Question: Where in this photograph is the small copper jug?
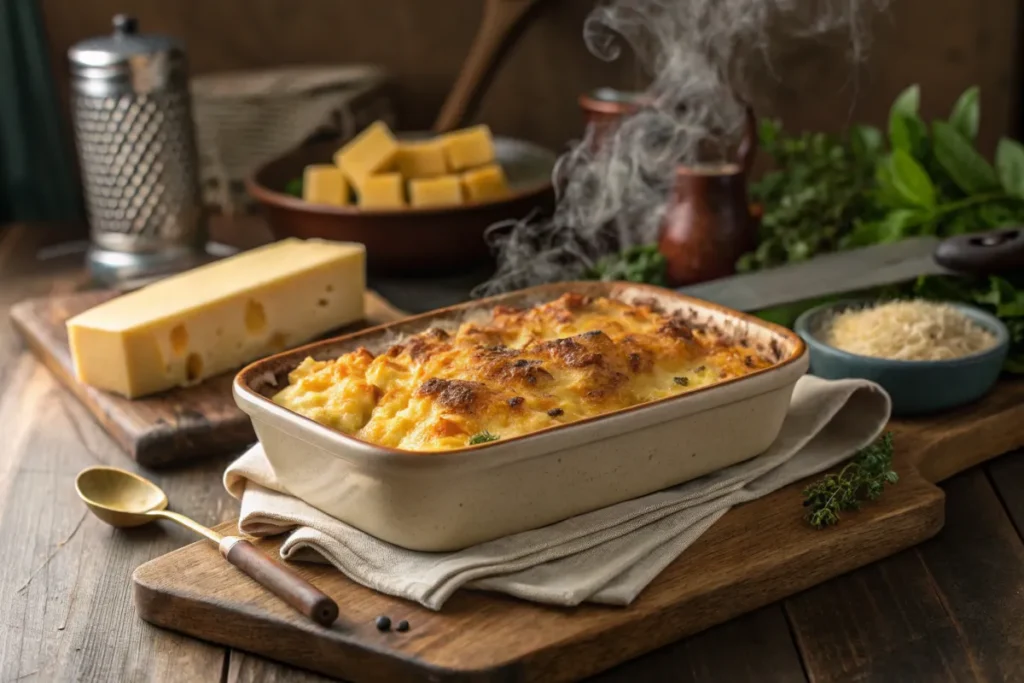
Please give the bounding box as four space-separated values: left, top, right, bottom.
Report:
578 88 646 151
658 106 759 287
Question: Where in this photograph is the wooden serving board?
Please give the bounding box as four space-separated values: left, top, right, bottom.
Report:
132 379 1024 682
10 290 407 468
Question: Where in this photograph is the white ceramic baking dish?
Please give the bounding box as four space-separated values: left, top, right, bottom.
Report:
233 282 808 551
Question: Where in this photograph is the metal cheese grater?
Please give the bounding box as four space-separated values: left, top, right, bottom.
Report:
68 14 208 284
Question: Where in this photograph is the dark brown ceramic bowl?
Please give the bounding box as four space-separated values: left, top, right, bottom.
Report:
246 136 557 275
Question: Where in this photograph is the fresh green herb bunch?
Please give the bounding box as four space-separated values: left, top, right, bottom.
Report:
803 432 898 529
741 119 883 271
746 85 1024 262
840 85 1024 247
583 244 668 286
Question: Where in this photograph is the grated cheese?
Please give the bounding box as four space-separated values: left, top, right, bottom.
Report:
819 299 997 362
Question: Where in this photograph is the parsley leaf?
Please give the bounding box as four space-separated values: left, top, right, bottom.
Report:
469 431 500 445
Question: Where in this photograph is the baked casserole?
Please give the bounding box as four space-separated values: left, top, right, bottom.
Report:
272 293 774 452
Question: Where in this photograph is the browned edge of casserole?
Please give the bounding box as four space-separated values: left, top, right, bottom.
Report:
234 281 808 456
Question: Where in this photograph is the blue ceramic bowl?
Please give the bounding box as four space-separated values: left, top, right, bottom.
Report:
794 300 1009 417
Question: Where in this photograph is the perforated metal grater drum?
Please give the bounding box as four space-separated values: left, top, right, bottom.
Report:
69 14 208 284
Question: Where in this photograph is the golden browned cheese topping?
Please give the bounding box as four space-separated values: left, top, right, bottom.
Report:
272 294 774 452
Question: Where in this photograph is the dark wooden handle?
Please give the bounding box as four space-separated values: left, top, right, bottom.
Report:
433 0 540 132
933 226 1024 274
221 537 338 627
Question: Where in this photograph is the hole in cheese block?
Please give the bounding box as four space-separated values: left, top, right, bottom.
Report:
169 324 189 356
460 164 509 202
442 124 496 172
334 121 399 190
269 332 289 350
396 140 448 179
359 173 405 209
245 300 267 334
186 353 204 382
409 175 463 208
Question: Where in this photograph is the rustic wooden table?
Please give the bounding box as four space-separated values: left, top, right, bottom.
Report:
2 222 1024 683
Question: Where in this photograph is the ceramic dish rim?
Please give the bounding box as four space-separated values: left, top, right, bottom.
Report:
234 281 808 461
794 298 1010 368
245 134 556 218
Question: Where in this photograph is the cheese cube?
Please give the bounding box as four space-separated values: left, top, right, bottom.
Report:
359 173 405 209
334 120 399 189
67 238 366 399
442 125 496 171
302 165 349 206
409 176 463 208
396 140 448 179
461 164 509 202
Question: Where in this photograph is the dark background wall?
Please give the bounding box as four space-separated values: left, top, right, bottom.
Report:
40 0 1022 158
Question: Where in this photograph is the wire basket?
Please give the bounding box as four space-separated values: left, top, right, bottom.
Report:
191 64 395 215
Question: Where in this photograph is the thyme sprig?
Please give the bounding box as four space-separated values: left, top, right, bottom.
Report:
802 432 898 529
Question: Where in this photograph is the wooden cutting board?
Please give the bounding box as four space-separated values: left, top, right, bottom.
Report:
10 290 407 467
132 379 1024 682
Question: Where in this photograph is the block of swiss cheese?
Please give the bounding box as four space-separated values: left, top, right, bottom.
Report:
66 238 366 399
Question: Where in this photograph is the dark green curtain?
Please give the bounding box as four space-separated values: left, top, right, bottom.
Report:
0 0 83 224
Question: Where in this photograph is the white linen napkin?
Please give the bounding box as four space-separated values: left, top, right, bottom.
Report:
224 375 890 610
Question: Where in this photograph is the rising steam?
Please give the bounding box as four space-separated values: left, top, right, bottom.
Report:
472 0 888 297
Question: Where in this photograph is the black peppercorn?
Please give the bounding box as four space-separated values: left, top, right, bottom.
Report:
673 376 688 386
547 408 564 417
396 620 410 632
375 615 392 631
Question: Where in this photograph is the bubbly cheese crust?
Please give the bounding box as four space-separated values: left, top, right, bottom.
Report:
272 293 773 452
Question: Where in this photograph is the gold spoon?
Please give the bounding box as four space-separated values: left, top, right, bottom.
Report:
75 465 338 627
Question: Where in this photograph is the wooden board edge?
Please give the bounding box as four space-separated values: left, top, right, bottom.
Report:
133 421 255 468
128 485 945 683
131 563 523 683
365 289 411 323
910 399 1024 484
10 301 141 458
11 302 247 467
516 486 947 681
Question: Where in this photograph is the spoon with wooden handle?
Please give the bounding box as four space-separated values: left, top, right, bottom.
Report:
75 466 338 627
433 0 543 132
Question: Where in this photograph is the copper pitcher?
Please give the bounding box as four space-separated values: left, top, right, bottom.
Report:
658 106 759 287
578 88 646 151
579 92 760 286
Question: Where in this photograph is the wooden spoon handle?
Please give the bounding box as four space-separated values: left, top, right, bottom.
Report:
433 0 540 132
220 536 339 627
